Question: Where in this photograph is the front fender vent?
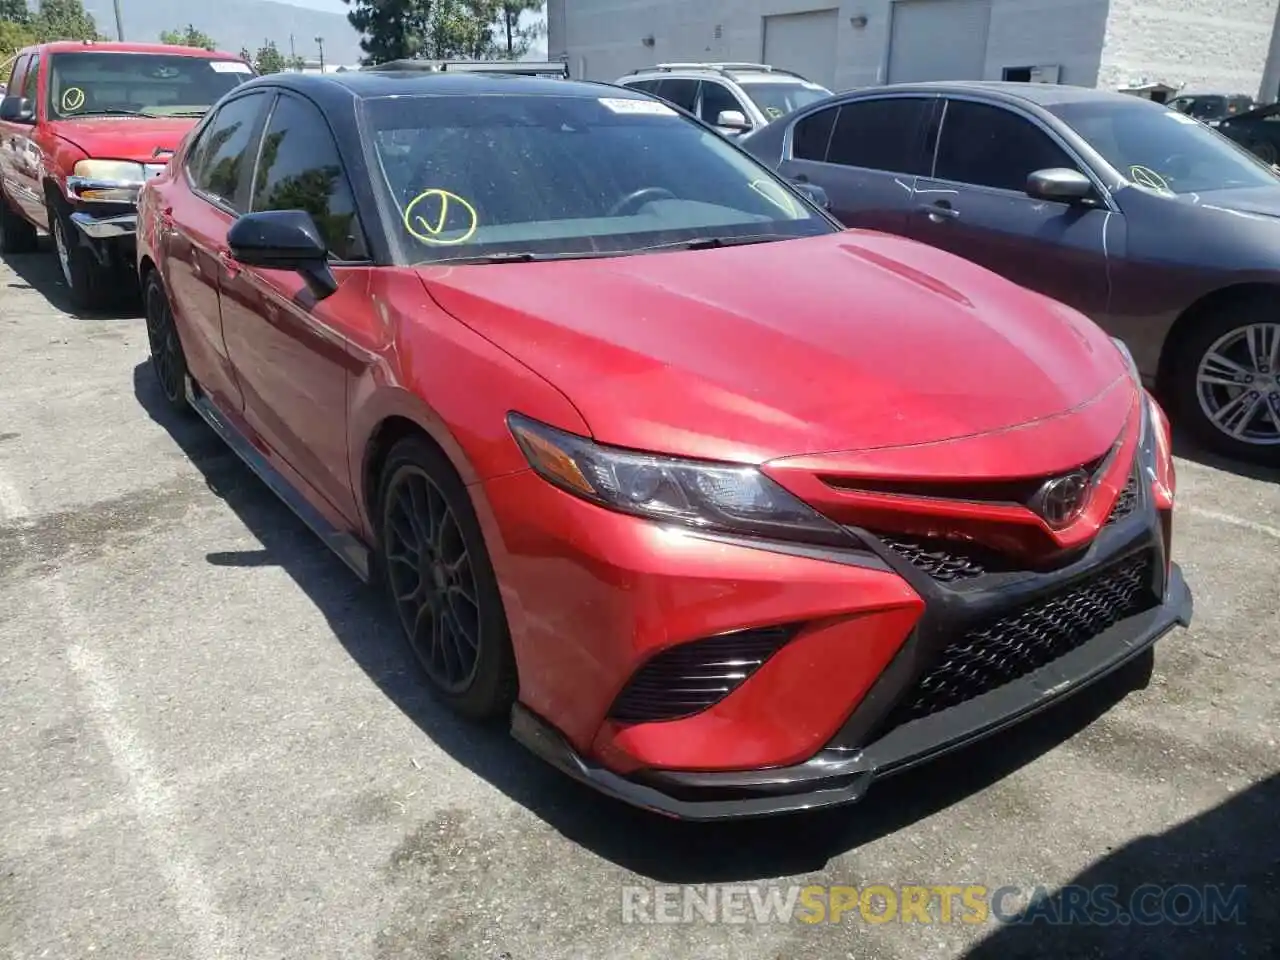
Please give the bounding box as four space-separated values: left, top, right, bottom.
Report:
607 626 798 725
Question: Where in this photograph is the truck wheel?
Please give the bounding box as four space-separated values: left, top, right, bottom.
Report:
0 192 38 254
46 198 110 311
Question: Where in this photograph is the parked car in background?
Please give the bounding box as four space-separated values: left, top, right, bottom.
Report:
1217 101 1280 164
1166 92 1255 127
361 59 571 78
138 71 1188 820
0 41 254 308
741 81 1280 465
615 62 830 137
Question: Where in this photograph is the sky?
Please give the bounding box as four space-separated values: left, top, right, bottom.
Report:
285 0 548 56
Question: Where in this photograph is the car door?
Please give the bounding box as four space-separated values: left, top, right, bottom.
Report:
6 54 47 225
218 90 371 525
908 97 1113 320
697 78 751 135
778 95 935 235
0 55 31 210
164 89 273 416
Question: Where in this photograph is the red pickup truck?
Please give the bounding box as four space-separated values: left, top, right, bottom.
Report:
0 41 254 309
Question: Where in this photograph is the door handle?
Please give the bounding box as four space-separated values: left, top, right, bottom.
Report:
918 200 960 222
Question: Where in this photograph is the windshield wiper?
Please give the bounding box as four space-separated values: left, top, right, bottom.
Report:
678 233 797 250
69 108 147 117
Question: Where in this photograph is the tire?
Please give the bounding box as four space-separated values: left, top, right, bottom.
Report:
377 435 517 721
0 191 38 254
143 269 192 415
46 196 111 311
1249 140 1278 166
1169 293 1280 466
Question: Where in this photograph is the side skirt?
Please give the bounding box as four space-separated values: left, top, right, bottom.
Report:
184 375 373 583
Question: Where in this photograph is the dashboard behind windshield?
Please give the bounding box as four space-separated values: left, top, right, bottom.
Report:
1050 99 1280 195
48 53 253 118
363 92 832 264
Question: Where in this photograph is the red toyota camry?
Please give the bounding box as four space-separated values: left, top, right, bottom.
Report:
137 70 1192 820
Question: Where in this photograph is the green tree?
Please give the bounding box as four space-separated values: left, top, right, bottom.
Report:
344 0 500 64
0 0 32 25
159 24 216 51
238 46 252 64
286 54 305 71
0 20 35 60
254 40 286 74
32 0 99 42
495 0 542 59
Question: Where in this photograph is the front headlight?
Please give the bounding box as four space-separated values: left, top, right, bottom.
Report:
508 413 850 547
73 159 147 183
69 160 151 203
1111 336 1140 385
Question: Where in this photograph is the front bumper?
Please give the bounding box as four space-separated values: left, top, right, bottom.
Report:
70 210 137 239
512 563 1190 820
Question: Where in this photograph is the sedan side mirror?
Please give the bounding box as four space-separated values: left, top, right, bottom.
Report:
0 96 35 123
789 179 831 210
226 210 338 299
1026 167 1096 204
716 109 752 133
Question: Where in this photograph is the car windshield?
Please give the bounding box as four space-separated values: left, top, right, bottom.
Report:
47 52 253 119
737 79 830 121
1050 99 1280 194
363 92 832 264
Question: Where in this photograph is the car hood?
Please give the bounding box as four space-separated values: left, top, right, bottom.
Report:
46 117 199 163
417 231 1128 464
1178 186 1280 220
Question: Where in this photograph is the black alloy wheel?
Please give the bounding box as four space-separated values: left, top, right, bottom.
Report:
144 270 191 413
378 436 517 719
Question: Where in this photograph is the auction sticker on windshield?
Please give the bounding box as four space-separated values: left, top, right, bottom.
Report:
210 61 253 73
599 97 677 116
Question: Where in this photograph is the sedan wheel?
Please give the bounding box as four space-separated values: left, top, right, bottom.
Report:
1250 140 1278 165
52 215 73 288
378 436 517 719
1178 307 1280 464
144 271 190 412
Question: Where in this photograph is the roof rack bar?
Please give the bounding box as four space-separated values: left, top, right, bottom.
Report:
636 61 809 79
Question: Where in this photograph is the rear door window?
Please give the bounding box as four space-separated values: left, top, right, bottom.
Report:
654 78 698 112
826 97 933 174
790 105 838 161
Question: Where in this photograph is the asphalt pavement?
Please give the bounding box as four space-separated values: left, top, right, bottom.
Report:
0 244 1276 960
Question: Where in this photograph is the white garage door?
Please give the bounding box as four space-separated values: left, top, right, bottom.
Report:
762 9 840 90
887 0 992 84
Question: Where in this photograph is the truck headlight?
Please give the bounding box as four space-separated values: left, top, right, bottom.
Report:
69 160 148 202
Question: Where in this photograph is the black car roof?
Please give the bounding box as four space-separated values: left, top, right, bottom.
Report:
864 80 1150 109
234 70 623 108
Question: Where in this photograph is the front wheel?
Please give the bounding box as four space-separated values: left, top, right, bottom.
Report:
47 198 111 311
1249 139 1278 166
1170 299 1280 465
377 436 517 721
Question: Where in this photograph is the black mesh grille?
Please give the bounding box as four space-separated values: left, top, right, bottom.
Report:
1105 472 1140 526
881 551 1155 729
608 627 796 724
873 533 1013 583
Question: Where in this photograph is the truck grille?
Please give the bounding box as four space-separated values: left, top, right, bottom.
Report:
880 551 1155 730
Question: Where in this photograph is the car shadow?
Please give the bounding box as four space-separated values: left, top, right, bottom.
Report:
1 240 140 320
964 772 1278 958
133 361 1153 883
1170 425 1280 485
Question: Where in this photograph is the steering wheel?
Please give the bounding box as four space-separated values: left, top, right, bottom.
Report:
608 187 676 217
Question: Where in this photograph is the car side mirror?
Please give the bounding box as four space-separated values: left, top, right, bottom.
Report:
789 179 830 210
1026 167 1096 204
0 96 35 123
226 210 338 299
716 109 751 132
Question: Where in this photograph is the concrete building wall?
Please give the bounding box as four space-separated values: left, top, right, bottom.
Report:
1097 0 1280 97
549 0 1280 98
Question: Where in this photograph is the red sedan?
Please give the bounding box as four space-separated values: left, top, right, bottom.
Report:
137 70 1192 820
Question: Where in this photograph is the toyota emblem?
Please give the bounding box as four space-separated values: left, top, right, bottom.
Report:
1031 470 1092 528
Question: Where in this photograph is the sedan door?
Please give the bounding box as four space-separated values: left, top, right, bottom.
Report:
777 95 936 236
162 89 273 417
217 90 372 526
907 97 1114 321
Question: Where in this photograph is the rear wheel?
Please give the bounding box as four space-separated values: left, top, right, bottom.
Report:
46 197 111 311
1248 139 1278 165
0 191 38 254
143 270 191 414
377 435 517 721
1170 296 1280 465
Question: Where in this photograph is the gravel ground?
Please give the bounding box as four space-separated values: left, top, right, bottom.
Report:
0 245 1276 960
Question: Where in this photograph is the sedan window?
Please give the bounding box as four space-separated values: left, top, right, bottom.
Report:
251 93 368 261
188 92 271 212
364 93 833 264
1050 99 1280 194
934 100 1077 192
826 97 933 175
